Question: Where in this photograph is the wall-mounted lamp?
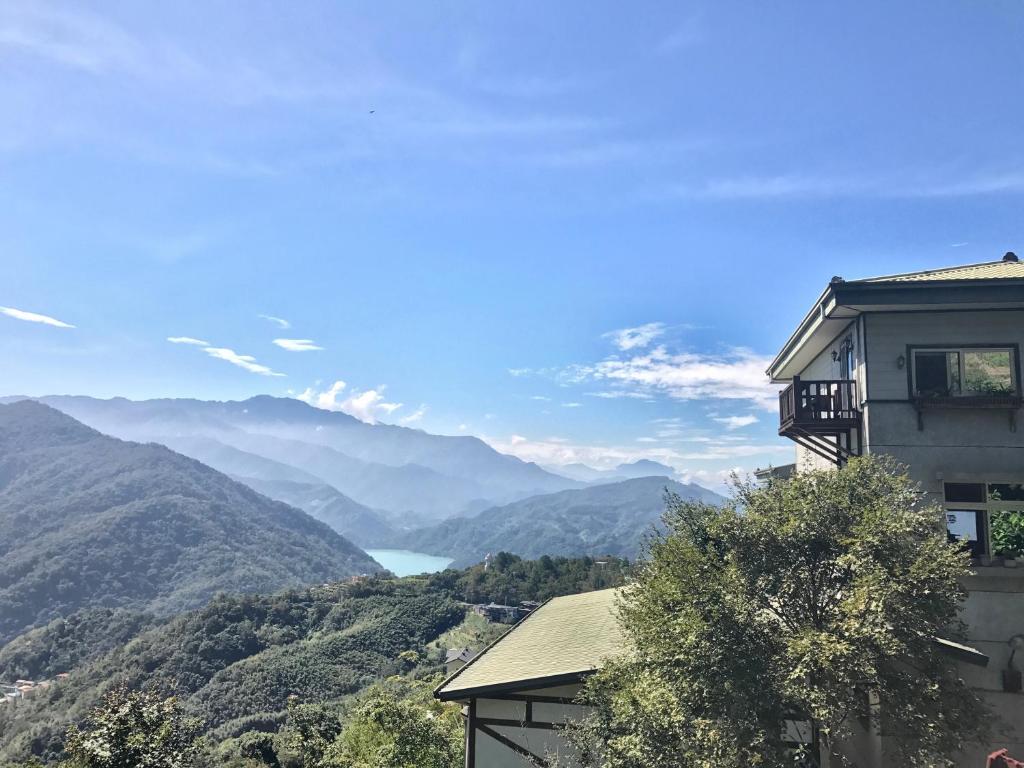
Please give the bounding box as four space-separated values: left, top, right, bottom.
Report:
897 354 906 370
831 350 839 362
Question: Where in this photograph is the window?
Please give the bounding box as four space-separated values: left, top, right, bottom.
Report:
912 347 1018 398
839 337 854 380
944 481 1024 559
946 510 983 557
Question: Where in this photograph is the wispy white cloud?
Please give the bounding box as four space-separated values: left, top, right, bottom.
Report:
203 347 285 377
273 338 323 352
950 242 969 248
586 390 654 401
674 170 1024 201
484 432 787 486
567 345 778 411
166 336 209 346
259 315 291 329
0 306 75 328
603 322 666 351
562 402 583 408
399 404 428 425
507 367 532 377
530 395 552 401
297 380 403 424
713 414 759 430
167 335 283 376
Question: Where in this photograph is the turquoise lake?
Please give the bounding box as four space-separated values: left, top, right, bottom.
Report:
366 549 454 577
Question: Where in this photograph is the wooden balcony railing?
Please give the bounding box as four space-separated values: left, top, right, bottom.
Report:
778 377 861 465
779 377 859 431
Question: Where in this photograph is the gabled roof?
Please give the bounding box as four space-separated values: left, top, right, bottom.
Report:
445 647 475 664
435 588 625 700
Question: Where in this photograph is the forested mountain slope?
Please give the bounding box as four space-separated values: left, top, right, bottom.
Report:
0 401 381 644
0 556 628 765
403 475 726 566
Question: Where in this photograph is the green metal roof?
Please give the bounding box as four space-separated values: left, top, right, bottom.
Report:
435 588 625 700
857 257 1024 283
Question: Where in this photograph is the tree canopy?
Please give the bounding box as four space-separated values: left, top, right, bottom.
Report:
572 456 987 767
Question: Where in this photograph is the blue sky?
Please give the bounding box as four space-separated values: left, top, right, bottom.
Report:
2 1 1024 488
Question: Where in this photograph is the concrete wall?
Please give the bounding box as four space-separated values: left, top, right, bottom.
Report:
472 683 587 767
859 311 1024 767
787 310 1024 766
865 310 1024 401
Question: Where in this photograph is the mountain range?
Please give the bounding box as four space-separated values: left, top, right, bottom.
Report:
2 395 580 532
401 475 726 567
0 401 381 644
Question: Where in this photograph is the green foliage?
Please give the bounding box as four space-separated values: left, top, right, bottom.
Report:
0 401 380 645
0 555 616 765
236 731 279 767
320 677 462 768
277 700 342 768
425 552 629 605
573 456 988 767
991 510 1024 558
63 686 203 768
403 476 724 566
0 610 152 683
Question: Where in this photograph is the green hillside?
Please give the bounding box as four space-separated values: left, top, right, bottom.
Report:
0 555 628 765
0 401 381 645
402 475 725 566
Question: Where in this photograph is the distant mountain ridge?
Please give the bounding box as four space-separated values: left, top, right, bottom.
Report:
400 475 726 567
0 401 381 644
5 395 580 523
552 459 681 484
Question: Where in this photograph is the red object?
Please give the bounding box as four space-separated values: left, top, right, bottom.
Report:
989 749 1024 768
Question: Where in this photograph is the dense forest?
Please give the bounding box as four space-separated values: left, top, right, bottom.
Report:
0 401 381 645
402 475 725 566
0 554 628 765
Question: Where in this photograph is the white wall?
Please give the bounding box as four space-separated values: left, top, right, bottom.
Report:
472 683 587 768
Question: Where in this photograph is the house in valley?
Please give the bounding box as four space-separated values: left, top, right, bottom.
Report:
436 588 624 768
445 647 476 676
768 252 1024 765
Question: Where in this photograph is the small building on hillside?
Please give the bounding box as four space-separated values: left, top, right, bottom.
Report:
445 647 476 676
474 602 523 624
436 588 624 768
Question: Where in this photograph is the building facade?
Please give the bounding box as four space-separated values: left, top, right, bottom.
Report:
436 589 623 768
768 253 1024 766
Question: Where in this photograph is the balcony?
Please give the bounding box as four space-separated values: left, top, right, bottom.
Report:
778 377 861 465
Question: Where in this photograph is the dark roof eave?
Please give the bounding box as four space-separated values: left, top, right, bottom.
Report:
769 278 1024 380
435 670 594 701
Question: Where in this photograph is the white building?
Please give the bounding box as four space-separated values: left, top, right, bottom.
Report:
435 589 623 768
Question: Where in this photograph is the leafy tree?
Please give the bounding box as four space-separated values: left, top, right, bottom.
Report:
321 677 462 768
571 456 988 767
279 700 342 768
63 685 204 768
237 731 280 767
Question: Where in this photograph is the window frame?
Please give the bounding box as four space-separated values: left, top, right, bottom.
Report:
908 343 1021 400
944 480 1024 559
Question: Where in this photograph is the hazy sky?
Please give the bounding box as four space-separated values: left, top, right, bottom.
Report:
2 1 1023 487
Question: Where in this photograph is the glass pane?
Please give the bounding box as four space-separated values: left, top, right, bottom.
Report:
991 510 1024 558
914 351 959 396
963 350 1014 395
945 483 986 503
946 510 983 557
989 483 1024 502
